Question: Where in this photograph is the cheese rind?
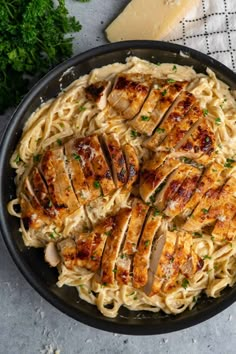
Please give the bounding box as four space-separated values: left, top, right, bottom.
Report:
106 0 200 42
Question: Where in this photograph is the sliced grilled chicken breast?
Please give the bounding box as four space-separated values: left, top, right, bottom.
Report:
183 177 225 231
88 135 116 196
164 166 202 218
176 117 216 164
57 238 77 270
65 139 91 204
184 162 224 216
144 91 195 149
133 210 162 288
130 80 188 135
160 102 202 151
116 198 149 285
154 164 194 211
108 73 152 119
140 158 181 203
20 192 44 230
101 208 132 285
102 133 127 188
85 80 111 110
123 144 140 190
39 148 79 217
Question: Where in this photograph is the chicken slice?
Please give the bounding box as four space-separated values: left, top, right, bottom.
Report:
140 158 181 203
65 139 90 204
183 176 225 232
210 177 236 241
45 242 60 267
130 80 187 135
101 208 132 285
40 148 79 217
146 231 201 296
142 151 169 171
107 73 152 119
133 210 162 288
86 216 114 272
88 135 116 196
227 214 236 240
184 162 224 216
176 117 216 164
116 198 149 285
144 90 195 148
160 102 202 151
71 136 102 200
102 133 127 188
57 238 77 270
164 166 202 218
154 164 194 211
85 80 111 110
123 143 140 190
20 193 44 230
30 167 57 219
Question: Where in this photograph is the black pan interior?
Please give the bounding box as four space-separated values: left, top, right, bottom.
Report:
1 41 236 335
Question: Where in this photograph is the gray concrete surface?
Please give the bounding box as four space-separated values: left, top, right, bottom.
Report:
1 1 236 353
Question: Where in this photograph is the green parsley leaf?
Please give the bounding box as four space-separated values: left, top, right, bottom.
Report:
182 278 189 289
172 65 177 72
203 109 208 117
167 78 175 83
93 180 100 189
224 158 235 168
155 127 165 134
161 89 167 96
130 130 140 138
201 208 209 214
33 154 41 163
57 139 62 146
193 232 203 237
73 153 81 161
14 154 21 165
156 62 161 66
105 231 112 236
141 115 150 121
144 240 150 248
79 105 86 111
203 255 211 260
153 208 161 216
215 117 221 125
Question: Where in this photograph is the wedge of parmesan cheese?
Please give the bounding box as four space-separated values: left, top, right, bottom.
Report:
106 0 200 42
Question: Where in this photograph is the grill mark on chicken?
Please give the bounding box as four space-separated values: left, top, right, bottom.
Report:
101 208 132 285
144 90 195 149
85 80 111 110
107 73 152 119
133 210 162 288
116 198 149 285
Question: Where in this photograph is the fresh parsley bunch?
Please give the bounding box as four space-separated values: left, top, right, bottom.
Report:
0 0 82 113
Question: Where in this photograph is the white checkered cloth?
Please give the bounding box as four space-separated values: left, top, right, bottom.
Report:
166 0 236 71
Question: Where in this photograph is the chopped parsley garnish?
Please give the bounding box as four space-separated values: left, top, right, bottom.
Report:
141 115 150 121
182 278 189 289
128 292 135 296
193 232 203 237
161 89 167 96
156 62 161 66
79 105 86 112
211 236 215 242
205 136 210 143
57 139 62 146
112 268 117 273
91 255 96 260
133 296 138 300
172 65 177 72
144 240 150 248
102 282 108 287
203 255 211 260
48 200 53 207
224 158 235 168
155 127 165 134
153 208 161 216
167 78 175 83
33 154 41 163
49 233 55 239
93 180 100 189
105 231 112 236
130 130 140 138
203 109 208 117
212 169 217 172
215 117 221 125
14 154 21 165
149 195 156 203
73 153 81 161
201 208 209 214
180 156 192 164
